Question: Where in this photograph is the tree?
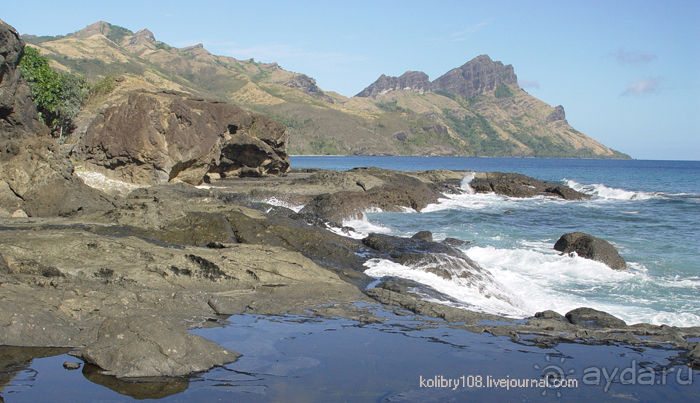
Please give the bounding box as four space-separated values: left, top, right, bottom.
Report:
19 46 88 137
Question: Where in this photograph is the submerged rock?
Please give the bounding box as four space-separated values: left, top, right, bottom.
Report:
75 315 240 378
554 232 627 270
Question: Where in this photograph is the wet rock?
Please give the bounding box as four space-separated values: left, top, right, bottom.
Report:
565 307 627 328
63 361 81 370
535 310 567 321
362 233 518 307
298 168 445 223
411 230 434 243
470 172 588 200
75 315 240 378
554 232 627 270
441 237 472 247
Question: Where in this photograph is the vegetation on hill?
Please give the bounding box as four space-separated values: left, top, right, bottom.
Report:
19 46 88 137
23 22 630 159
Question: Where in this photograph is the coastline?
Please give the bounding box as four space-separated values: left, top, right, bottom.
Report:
1 164 699 401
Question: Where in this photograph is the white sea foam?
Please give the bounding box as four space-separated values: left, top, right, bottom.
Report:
564 179 658 200
364 257 529 317
460 171 475 194
261 197 305 213
338 214 393 239
463 245 700 327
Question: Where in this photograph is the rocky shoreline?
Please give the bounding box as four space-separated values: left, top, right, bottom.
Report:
0 18 697 396
1 167 699 385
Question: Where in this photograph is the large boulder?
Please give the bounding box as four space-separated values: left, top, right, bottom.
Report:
298 167 449 223
469 172 589 200
565 307 627 328
0 19 113 216
554 232 627 270
74 90 290 186
0 19 48 138
75 315 240 378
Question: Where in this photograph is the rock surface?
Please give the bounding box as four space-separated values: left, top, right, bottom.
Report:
0 19 48 138
297 167 462 223
469 171 589 200
565 307 627 328
554 232 627 270
0 20 114 216
75 316 239 378
74 90 290 186
356 55 518 99
356 71 432 97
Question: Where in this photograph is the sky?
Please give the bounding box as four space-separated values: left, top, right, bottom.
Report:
3 0 699 160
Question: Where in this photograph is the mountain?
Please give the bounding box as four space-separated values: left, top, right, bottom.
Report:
23 22 629 158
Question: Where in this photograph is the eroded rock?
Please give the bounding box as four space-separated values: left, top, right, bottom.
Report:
554 232 627 270
75 315 240 378
74 90 289 186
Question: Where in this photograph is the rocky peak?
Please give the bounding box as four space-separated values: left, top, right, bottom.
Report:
431 54 518 99
546 105 567 123
124 29 156 55
133 29 156 44
356 55 519 99
356 71 432 98
179 43 214 60
281 74 319 94
73 21 111 39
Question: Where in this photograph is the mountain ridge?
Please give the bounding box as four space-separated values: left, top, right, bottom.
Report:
22 22 630 159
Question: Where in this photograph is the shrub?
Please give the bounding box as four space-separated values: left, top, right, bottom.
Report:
19 46 88 137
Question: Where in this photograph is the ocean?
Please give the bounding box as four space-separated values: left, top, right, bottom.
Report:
291 156 700 327
3 156 698 402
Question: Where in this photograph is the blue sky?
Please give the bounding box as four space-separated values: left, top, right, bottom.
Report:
3 0 699 160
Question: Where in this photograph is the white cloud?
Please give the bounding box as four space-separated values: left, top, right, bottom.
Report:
622 76 663 96
611 47 658 65
518 79 540 89
449 19 493 42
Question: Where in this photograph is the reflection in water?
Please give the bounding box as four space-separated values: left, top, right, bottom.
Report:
81 363 189 399
1 311 699 402
0 346 68 394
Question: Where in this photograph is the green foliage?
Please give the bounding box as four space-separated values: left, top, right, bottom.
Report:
57 58 145 81
155 42 174 51
434 90 458 101
89 74 117 97
21 35 64 45
494 83 513 98
376 100 405 112
19 46 88 136
308 138 345 155
442 109 516 156
104 24 133 44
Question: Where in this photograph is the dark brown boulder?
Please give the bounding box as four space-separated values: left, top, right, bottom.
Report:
565 307 627 328
470 172 589 200
0 19 49 138
0 19 113 216
74 90 290 186
554 232 627 270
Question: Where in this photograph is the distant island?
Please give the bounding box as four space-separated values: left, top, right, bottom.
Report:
23 21 629 159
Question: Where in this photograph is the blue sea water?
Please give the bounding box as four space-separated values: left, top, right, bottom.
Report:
291 156 700 327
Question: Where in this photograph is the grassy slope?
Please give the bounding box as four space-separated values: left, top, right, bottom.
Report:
29 24 629 158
